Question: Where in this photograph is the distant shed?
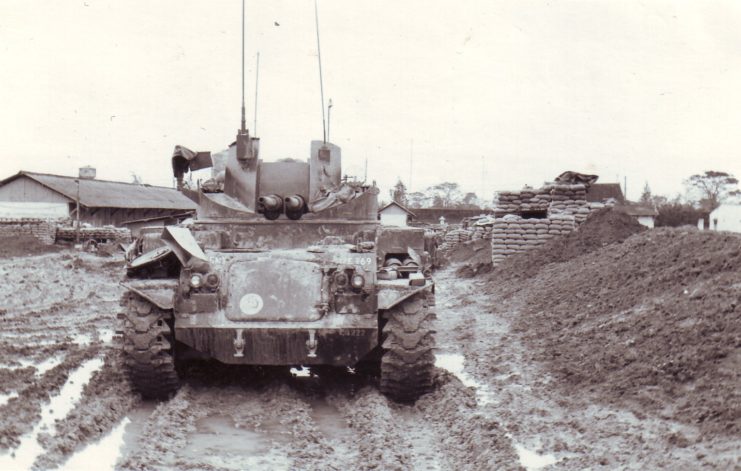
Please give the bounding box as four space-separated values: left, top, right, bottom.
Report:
616 203 658 228
0 171 197 229
379 201 415 226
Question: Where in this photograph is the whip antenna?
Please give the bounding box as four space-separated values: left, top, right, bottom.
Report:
240 0 246 132
254 52 260 133
314 0 326 143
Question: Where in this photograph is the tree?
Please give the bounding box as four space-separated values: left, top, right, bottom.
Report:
462 192 479 208
684 171 739 211
427 182 463 208
406 191 428 209
655 201 706 228
639 182 652 205
391 179 408 205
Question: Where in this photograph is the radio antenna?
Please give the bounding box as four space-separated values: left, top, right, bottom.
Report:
253 52 260 133
314 0 326 143
240 0 246 132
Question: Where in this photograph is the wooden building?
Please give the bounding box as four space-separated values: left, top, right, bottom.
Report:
378 201 415 226
0 171 197 228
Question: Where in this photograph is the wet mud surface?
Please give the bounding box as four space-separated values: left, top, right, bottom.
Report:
0 235 738 469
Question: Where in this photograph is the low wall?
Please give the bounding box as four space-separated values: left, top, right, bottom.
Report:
0 218 57 245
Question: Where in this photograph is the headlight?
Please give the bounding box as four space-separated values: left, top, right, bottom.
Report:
205 273 220 289
189 274 203 288
334 272 349 287
350 273 365 289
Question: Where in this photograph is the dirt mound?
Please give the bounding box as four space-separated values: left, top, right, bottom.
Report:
447 239 493 277
504 228 741 438
492 209 645 280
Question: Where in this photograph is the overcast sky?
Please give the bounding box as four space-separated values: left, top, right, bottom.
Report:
2 0 740 201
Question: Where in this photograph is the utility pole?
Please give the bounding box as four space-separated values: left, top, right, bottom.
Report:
409 139 413 190
75 179 80 245
624 176 628 201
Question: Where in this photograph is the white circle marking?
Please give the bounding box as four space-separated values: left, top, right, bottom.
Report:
239 293 264 315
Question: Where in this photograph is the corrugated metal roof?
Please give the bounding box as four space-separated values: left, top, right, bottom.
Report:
586 183 625 203
4 171 198 210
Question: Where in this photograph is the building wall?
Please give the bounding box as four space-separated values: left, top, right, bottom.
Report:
380 206 409 226
637 216 655 228
710 204 741 232
0 202 68 218
0 177 71 203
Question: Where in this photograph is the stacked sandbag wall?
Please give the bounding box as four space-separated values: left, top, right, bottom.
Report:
495 189 551 214
490 214 575 266
542 183 590 224
0 218 57 245
470 225 493 241
439 227 472 252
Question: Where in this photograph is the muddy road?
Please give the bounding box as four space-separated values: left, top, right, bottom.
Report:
0 248 737 469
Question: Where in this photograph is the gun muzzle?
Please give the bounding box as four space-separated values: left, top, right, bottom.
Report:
258 194 283 211
258 194 283 220
284 195 306 220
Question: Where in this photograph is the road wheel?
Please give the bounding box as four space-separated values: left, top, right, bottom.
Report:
379 291 436 403
119 291 180 399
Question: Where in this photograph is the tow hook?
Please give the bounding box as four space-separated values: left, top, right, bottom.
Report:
306 329 318 358
233 329 245 357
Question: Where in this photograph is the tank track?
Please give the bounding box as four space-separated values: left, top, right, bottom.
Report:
380 291 436 403
119 291 180 399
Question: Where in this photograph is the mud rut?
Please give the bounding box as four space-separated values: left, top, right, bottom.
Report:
2 251 733 470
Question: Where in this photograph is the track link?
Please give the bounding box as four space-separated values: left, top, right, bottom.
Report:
380 291 437 403
119 291 180 399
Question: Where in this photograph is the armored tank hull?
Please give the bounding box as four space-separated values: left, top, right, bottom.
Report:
119 141 436 403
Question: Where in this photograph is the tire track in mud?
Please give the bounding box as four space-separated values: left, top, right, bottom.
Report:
116 368 361 471
33 350 140 470
0 346 99 450
113 365 521 471
0 250 127 469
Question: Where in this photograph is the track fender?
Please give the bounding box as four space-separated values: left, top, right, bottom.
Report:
377 282 434 310
120 279 178 310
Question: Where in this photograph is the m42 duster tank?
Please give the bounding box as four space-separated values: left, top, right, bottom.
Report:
119 126 436 403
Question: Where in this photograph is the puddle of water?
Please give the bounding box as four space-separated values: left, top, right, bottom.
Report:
180 415 292 470
0 355 67 376
434 353 495 405
60 417 130 471
0 391 19 407
515 444 558 470
28 355 64 376
71 333 93 346
97 329 115 344
115 402 157 465
290 366 312 377
0 357 104 470
308 399 352 442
